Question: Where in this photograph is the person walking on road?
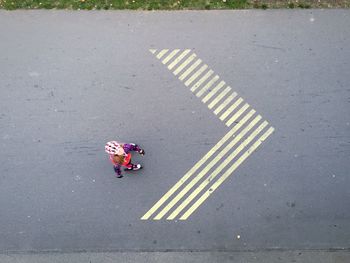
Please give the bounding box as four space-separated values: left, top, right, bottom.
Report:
105 141 145 178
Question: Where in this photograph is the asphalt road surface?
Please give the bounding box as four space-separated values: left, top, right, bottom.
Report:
0 10 349 255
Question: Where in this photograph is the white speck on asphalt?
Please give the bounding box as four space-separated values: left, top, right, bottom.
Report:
310 17 315 22
237 235 241 239
92 179 96 182
74 175 81 181
29 72 40 77
332 174 336 178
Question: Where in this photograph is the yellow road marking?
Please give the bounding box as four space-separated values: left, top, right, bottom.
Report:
208 86 232 109
202 81 226 103
154 115 260 220
190 70 214 92
180 126 275 220
149 49 157 54
168 49 191 70
226 103 250 127
156 49 169 59
162 49 180 64
166 117 264 220
219 97 243 121
196 75 219 97
146 49 275 220
184 64 208 87
140 109 256 220
214 93 237 115
173 54 196 76
179 59 202 81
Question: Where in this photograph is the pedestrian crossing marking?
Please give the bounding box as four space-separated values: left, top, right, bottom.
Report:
141 49 274 220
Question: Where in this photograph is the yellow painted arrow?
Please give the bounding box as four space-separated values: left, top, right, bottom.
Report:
142 49 274 220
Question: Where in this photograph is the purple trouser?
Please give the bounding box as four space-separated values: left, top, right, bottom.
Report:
113 143 141 177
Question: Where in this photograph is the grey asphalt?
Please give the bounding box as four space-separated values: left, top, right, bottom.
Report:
0 250 350 263
0 9 349 261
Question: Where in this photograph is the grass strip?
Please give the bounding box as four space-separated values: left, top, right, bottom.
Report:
0 0 349 10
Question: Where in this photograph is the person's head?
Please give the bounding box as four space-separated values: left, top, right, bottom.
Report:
105 141 125 155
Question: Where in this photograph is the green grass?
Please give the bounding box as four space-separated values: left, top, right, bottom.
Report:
0 0 349 10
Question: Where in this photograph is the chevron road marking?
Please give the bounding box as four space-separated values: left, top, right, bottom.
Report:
154 115 262 220
141 49 275 220
165 117 265 220
140 109 256 221
180 127 275 220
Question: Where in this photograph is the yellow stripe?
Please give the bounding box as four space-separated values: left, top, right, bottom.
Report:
196 75 219 97
190 70 214 92
168 49 191 70
214 93 237 115
208 86 232 109
202 81 226 103
184 64 208 87
162 49 180 64
156 49 169 59
226 103 250 127
180 127 275 220
219 97 243 121
173 54 196 76
166 117 264 220
140 109 256 220
179 59 202 81
149 49 157 54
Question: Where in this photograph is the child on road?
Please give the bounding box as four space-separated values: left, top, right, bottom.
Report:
105 141 145 178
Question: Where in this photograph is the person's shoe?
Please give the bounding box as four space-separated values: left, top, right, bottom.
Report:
132 164 142 171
